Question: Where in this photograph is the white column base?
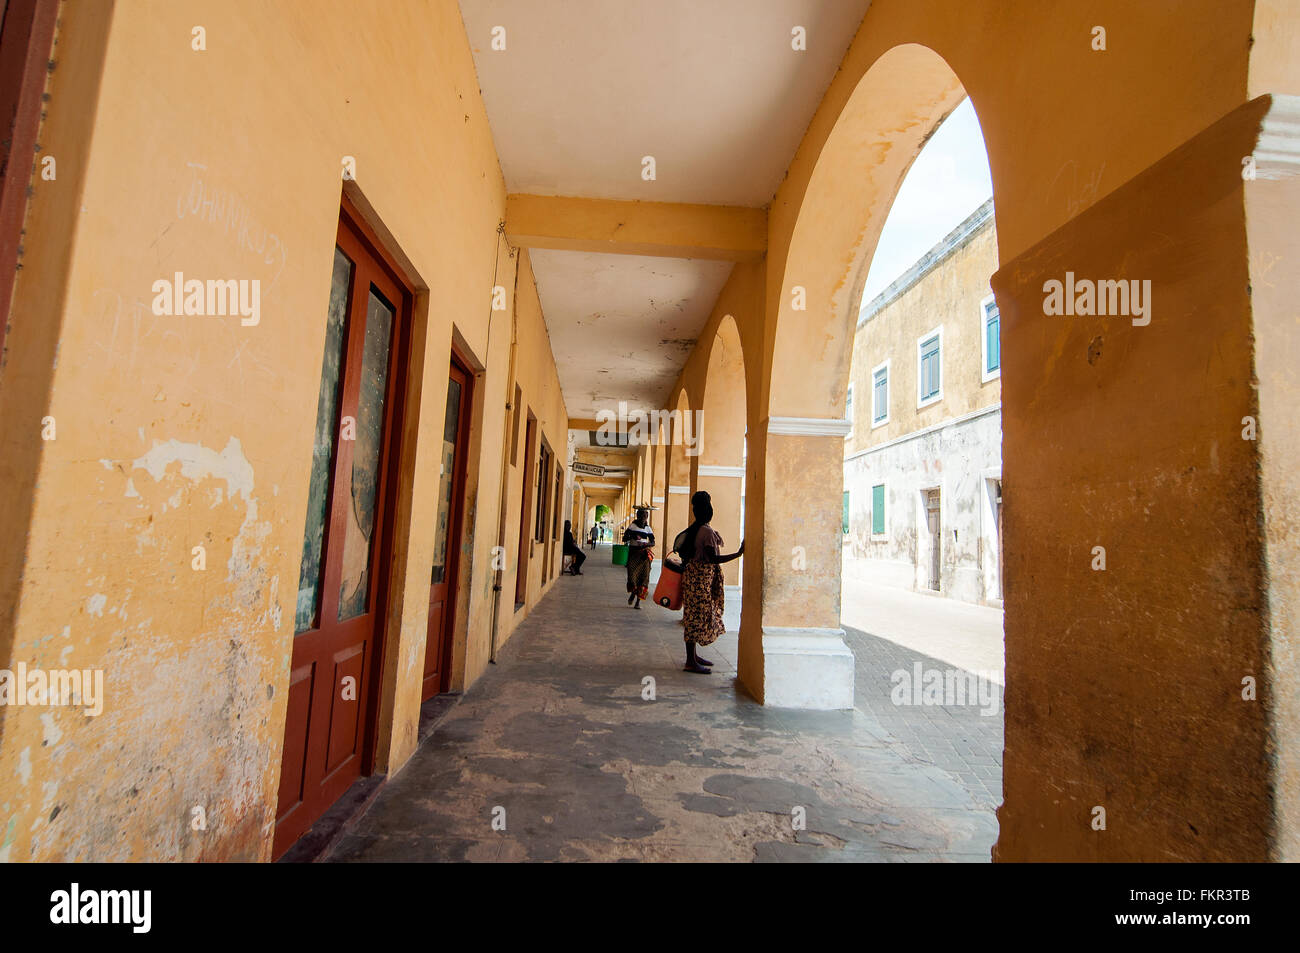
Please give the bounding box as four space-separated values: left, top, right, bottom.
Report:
761 627 855 710
723 585 742 633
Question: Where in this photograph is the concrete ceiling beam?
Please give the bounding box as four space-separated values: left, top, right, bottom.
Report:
507 194 766 262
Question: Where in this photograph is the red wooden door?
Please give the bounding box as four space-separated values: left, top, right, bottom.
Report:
424 358 472 700
275 211 408 858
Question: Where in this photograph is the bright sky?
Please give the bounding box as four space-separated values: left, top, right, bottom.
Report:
859 99 993 309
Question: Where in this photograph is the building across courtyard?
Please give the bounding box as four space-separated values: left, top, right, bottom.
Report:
843 199 1002 607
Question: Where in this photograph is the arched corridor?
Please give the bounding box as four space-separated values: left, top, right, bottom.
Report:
0 0 1296 868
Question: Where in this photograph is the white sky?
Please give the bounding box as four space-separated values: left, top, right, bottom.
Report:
859 99 993 308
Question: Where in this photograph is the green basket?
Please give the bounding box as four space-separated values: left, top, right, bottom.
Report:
611 544 629 565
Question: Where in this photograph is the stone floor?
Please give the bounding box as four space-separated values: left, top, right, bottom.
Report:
841 572 1005 683
324 556 998 862
844 626 1004 808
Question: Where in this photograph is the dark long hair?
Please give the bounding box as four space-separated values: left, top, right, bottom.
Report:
675 490 713 562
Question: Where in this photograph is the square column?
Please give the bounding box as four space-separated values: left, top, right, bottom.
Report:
750 417 854 710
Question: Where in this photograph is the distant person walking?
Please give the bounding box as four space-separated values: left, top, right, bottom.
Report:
589 524 598 548
674 490 742 673
562 520 586 575
623 507 655 609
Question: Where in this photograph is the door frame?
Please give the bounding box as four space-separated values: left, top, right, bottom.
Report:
515 410 537 609
273 195 415 858
340 193 415 780
427 346 474 698
0 0 58 354
916 484 942 594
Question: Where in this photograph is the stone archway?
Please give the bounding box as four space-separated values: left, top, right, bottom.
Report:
699 315 747 595
747 45 969 718
756 24 1298 860
650 420 668 539
662 388 694 553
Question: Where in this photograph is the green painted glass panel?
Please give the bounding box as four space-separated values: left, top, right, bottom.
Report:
295 246 353 633
338 286 395 621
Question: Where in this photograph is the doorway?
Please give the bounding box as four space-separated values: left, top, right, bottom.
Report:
276 204 411 857
515 412 537 609
925 488 941 591
995 480 1003 600
424 354 473 701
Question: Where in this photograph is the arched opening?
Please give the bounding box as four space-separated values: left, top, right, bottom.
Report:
650 419 668 539
764 30 1285 862
839 92 1005 827
662 388 693 553
752 44 973 718
700 314 748 631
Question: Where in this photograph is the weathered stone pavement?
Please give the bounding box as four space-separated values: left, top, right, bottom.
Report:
844 626 1004 809
325 556 997 862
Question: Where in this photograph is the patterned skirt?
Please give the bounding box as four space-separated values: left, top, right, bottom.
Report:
682 559 725 646
626 552 651 597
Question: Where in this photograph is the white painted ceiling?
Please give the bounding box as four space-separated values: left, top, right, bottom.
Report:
460 0 872 206
531 250 732 419
460 0 873 417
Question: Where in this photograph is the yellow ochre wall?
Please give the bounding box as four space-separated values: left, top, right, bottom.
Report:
0 0 567 861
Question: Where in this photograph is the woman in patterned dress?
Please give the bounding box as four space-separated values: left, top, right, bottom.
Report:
676 491 743 674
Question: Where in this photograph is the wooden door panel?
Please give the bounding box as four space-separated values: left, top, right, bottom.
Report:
424 595 445 690
276 661 316 820
324 641 366 775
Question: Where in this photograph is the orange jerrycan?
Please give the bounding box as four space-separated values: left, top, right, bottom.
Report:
653 554 684 610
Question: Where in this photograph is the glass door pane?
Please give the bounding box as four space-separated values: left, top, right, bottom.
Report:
295 246 354 633
338 286 396 621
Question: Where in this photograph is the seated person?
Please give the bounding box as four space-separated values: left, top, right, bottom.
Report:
562 520 586 575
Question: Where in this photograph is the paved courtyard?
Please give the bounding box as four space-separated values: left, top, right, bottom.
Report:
841 572 1005 808
323 555 997 862
844 626 1004 808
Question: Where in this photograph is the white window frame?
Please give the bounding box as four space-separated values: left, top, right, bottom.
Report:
916 325 944 409
870 482 888 541
844 383 854 441
980 294 1001 383
870 359 890 429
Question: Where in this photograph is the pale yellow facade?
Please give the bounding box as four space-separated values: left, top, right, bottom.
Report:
846 207 1000 455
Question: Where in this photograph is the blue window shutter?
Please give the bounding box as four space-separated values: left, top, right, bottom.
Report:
987 309 1000 372
920 335 940 400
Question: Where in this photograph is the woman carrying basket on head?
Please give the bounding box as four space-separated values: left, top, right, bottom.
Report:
623 507 655 609
674 490 743 674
